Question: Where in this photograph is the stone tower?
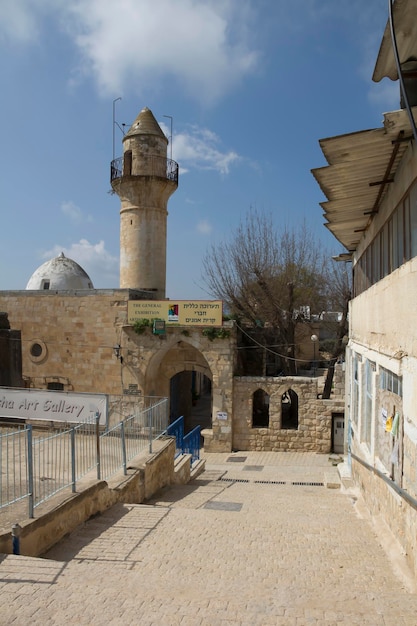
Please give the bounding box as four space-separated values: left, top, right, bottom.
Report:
111 107 178 297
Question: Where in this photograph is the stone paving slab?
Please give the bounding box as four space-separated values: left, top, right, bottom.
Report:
0 452 416 625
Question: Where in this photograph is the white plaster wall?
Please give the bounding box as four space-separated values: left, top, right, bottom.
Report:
350 258 417 360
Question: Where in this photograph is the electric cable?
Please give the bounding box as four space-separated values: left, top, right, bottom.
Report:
236 323 323 364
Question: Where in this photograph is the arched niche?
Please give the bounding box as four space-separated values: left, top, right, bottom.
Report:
281 388 298 429
252 388 270 428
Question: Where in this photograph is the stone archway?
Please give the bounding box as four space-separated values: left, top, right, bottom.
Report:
122 325 236 452
144 339 213 434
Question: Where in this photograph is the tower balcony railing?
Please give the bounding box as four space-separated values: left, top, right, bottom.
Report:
110 155 179 185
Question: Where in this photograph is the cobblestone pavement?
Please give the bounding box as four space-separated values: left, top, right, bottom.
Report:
1 451 417 625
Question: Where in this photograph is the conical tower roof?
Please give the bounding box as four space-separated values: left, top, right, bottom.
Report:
124 107 167 142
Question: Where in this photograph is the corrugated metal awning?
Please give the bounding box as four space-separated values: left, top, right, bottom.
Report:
311 108 414 251
373 0 417 82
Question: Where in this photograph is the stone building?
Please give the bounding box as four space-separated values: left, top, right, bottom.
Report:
0 107 344 453
313 0 417 577
0 312 24 388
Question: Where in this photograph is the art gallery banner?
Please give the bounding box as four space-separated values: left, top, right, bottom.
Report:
128 300 223 326
0 388 108 425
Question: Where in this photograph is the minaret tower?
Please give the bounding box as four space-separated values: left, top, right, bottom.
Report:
111 107 178 298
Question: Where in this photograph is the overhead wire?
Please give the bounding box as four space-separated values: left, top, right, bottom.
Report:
236 323 319 364
5 321 328 364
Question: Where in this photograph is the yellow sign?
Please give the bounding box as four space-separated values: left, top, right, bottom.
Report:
128 300 223 326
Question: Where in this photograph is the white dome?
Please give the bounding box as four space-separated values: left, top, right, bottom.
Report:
26 253 94 290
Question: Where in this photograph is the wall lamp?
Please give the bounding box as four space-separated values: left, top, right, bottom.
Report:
113 344 123 363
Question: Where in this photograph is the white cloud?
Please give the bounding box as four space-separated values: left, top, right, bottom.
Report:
43 239 119 287
197 220 212 235
171 125 240 175
2 1 384 110
1 0 258 105
0 0 63 44
65 0 258 104
61 201 93 224
0 1 41 44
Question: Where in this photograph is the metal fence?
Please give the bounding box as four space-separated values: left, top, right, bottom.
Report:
166 416 201 464
110 155 179 184
99 399 169 480
0 427 30 509
183 426 201 464
166 416 184 458
0 398 169 519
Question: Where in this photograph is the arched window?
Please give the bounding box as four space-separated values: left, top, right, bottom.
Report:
252 389 270 428
47 382 64 391
123 150 132 176
281 389 298 429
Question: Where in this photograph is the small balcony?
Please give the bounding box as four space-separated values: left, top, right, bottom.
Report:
110 155 179 185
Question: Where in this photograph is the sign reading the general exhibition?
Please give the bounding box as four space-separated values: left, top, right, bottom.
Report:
128 300 223 326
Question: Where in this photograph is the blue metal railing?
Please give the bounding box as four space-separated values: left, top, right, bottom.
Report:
166 416 184 458
165 416 200 463
183 426 201 463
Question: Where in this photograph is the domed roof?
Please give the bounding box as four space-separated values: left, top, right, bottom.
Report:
26 252 94 290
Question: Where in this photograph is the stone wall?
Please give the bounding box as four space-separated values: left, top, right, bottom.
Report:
403 424 417 501
199 365 346 454
0 292 236 432
0 290 141 396
352 456 417 579
0 289 345 455
0 312 24 388
231 374 344 452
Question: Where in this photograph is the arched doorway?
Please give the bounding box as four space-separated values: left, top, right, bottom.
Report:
170 371 212 433
145 338 213 435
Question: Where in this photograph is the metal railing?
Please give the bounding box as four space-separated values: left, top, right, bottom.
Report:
0 398 169 519
183 426 201 464
166 416 184 458
110 155 179 184
165 416 201 464
32 420 98 509
0 427 30 509
100 398 168 480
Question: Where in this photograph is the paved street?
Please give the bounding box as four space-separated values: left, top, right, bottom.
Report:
1 451 417 625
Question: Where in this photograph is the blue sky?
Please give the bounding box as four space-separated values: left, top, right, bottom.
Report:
0 0 398 299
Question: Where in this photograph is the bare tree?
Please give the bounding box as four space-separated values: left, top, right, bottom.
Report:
202 210 329 375
321 259 351 399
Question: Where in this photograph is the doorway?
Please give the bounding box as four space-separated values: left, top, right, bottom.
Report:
170 371 212 433
332 413 345 454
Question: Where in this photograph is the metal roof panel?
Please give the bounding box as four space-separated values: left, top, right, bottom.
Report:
313 110 413 250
